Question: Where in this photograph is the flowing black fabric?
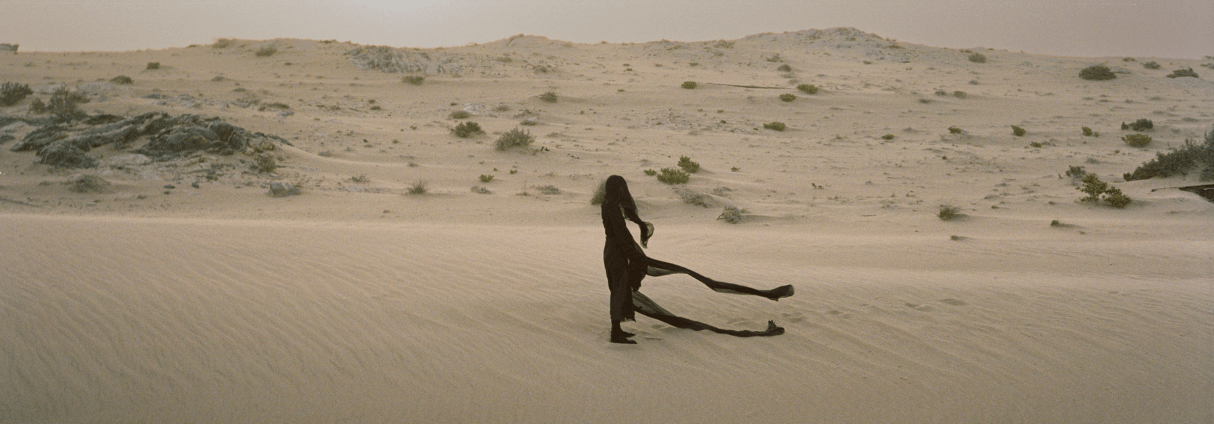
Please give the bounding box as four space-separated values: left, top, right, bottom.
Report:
632 291 784 337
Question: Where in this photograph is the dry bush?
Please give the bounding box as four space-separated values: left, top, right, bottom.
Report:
1167 68 1199 78
968 52 987 63
1011 125 1026 136
763 122 786 131
449 110 471 119
539 91 558 103
1122 133 1152 147
255 154 277 173
937 204 962 220
255 45 277 57
681 81 697 89
0 81 32 106
1079 65 1116 80
796 84 818 94
109 75 133 85
717 206 742 224
212 38 235 48
402 75 425 85
451 121 484 138
495 127 534 150
407 180 429 195
48 87 88 116
146 62 160 70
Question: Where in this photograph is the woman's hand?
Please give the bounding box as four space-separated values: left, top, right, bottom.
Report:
640 222 654 248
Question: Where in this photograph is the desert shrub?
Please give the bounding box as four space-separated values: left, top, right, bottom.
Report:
1167 68 1198 78
1079 65 1116 80
212 38 235 49
146 62 160 70
881 134 895 140
1123 128 1214 181
255 154 277 173
948 126 963 134
534 185 560 195
479 174 494 183
656 167 690 185
1011 125 1026 136
1082 126 1093 136
451 121 484 138
590 179 607 205
681 81 697 89
937 204 962 220
350 174 369 183
778 93 796 102
48 87 88 116
677 156 700 173
109 75 133 85
495 127 534 150
953 90 967 99
539 91 558 103
1143 61 1160 69
28 97 45 113
255 45 277 57
1 82 32 106
1122 133 1152 147
1122 118 1153 131
471 186 491 194
968 52 987 63
763 122 786 131
717 206 742 224
1065 165 1087 179
643 169 657 176
796 84 819 94
69 175 111 193
449 110 471 119
402 75 425 85
1079 174 1131 207
407 180 429 195
777 64 792 72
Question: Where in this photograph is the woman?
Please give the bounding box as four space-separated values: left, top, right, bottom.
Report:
600 175 652 344
600 175 794 344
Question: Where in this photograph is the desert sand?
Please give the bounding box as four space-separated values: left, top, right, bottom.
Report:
1 28 1212 423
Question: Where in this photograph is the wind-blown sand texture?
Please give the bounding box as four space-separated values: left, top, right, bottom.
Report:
2 28 1212 423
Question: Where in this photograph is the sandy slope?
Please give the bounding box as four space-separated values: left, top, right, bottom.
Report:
2 28 1213 422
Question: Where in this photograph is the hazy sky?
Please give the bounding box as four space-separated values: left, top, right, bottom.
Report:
3 0 1211 58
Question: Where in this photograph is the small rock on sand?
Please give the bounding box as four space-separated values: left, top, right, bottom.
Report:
268 182 300 197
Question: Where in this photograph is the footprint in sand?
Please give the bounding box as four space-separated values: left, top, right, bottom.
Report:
940 298 968 306
781 312 806 323
905 302 935 312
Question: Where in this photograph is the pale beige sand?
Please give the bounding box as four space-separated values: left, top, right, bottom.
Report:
1 29 1213 422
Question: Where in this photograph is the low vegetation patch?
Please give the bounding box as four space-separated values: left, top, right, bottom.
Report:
796 84 819 94
681 81 697 89
1122 118 1153 131
968 52 987 63
69 175 111 193
255 154 277 173
1079 174 1131 207
778 93 796 102
656 167 690 185
212 38 235 49
48 87 88 117
1124 127 1214 181
1 82 32 106
1065 165 1087 179
407 180 429 195
881 134 895 140
1079 65 1116 80
1122 133 1152 147
1011 125 1026 136
402 75 425 85
539 90 558 103
937 204 962 220
1082 126 1094 136
146 62 160 70
255 45 277 57
948 126 964 134
1167 68 1199 78
677 156 700 173
494 127 534 150
451 121 484 138
1143 61 1160 69
777 64 792 72
109 75 133 85
449 110 471 119
763 122 786 131
717 206 742 224
479 174 494 183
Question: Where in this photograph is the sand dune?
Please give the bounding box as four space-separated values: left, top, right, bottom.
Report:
1 28 1213 422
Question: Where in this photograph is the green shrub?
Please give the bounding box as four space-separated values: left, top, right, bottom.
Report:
937 204 962 220
677 156 700 173
212 38 235 49
109 75 133 85
948 126 963 134
1167 68 1199 78
777 64 792 72
402 75 425 85
953 90 967 99
1082 126 1093 136
146 62 160 70
495 127 534 150
449 110 471 119
1103 187 1132 208
643 169 657 176
0 82 32 106
656 167 690 184
451 121 484 138
255 45 277 57
1122 118 1153 131
718 206 742 224
681 81 697 89
1079 65 1116 80
479 174 494 183
590 179 607 205
763 122 786 131
778 93 796 102
1011 125 1026 136
1122 133 1152 147
539 91 558 103
48 87 88 116
968 52 987 63
1123 128 1214 181
1079 174 1131 207
796 84 818 94
881 134 895 140
1065 165 1087 179
1143 61 1160 69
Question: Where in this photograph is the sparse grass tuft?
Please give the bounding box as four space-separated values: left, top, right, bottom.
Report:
48 87 88 117
402 75 425 85
1082 126 1093 136
495 127 535 150
796 84 819 94
643 169 657 176
146 62 160 70
255 45 277 57
407 180 429 195
449 110 471 119
1122 118 1153 131
948 126 964 134
1011 125 1026 136
968 52 987 63
1122 133 1152 147
479 174 494 183
677 156 700 173
451 121 484 138
717 206 742 224
1 82 32 106
109 75 133 85
681 81 697 89
937 204 962 220
656 167 690 185
539 91 558 103
1079 64 1116 80
778 93 797 102
1143 61 1160 69
763 122 786 131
